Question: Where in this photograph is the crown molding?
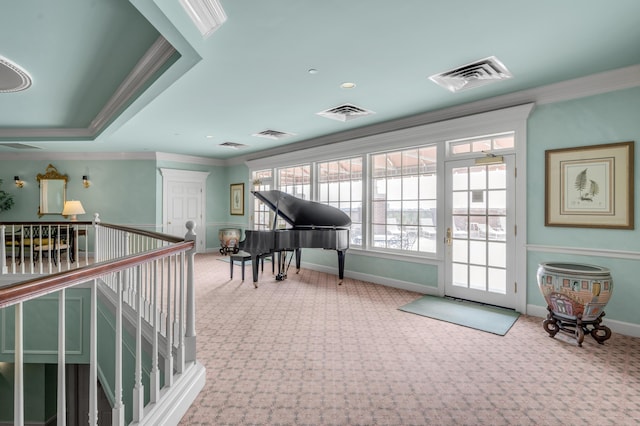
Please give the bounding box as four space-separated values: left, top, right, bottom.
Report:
0 36 177 141
89 36 177 133
156 151 225 166
236 64 640 164
0 150 227 165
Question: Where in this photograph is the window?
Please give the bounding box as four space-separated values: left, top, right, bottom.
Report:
371 146 437 253
251 146 438 254
278 165 310 199
450 132 514 156
251 169 273 230
317 157 363 247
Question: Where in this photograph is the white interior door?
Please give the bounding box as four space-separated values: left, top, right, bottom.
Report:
444 156 516 309
161 169 209 253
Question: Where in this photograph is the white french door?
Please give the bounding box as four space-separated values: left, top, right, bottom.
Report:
444 155 516 309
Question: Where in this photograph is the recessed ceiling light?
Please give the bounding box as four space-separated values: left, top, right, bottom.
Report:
340 82 356 89
206 135 214 138
308 68 318 74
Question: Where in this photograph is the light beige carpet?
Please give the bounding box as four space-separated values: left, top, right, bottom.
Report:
181 252 640 425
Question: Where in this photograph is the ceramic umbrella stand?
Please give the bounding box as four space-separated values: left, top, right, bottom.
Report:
537 262 613 346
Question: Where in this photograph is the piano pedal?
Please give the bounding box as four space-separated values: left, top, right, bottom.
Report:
275 273 287 281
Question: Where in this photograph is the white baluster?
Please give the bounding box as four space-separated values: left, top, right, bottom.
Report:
150 260 160 404
1 224 7 274
164 258 173 388
133 265 144 422
14 302 24 426
57 289 66 426
185 221 197 363
89 280 98 426
176 253 185 374
112 272 125 425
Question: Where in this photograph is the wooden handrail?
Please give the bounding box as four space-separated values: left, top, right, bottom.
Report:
0 241 194 309
98 223 186 244
0 220 196 308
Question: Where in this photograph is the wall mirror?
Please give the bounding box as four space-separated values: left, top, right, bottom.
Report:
37 164 68 217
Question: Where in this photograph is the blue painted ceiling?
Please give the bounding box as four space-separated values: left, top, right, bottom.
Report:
1 0 639 159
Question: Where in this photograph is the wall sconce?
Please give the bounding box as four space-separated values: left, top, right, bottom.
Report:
14 176 24 188
82 175 91 188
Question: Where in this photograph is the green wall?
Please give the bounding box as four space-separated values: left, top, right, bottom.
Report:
0 289 91 423
0 289 91 364
0 363 57 424
526 87 640 324
1 86 639 328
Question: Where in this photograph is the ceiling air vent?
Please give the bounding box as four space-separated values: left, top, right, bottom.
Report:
252 130 295 140
219 142 248 149
316 103 375 122
429 56 512 93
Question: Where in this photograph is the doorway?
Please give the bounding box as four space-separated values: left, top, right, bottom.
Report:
444 155 516 309
160 168 209 253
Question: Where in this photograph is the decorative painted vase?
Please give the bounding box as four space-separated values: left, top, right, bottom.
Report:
536 262 613 322
218 228 241 254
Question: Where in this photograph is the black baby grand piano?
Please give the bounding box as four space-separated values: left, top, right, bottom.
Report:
239 190 351 287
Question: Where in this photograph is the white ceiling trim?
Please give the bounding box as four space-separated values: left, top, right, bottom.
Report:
0 36 177 141
245 104 534 170
0 151 220 164
90 36 177 133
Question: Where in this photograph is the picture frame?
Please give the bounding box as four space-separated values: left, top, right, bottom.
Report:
545 141 634 229
230 183 245 216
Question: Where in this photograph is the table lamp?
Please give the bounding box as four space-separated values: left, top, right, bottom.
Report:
62 200 86 221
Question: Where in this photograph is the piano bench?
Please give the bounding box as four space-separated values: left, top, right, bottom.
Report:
230 251 274 281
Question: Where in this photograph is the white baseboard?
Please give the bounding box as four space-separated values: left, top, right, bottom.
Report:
138 361 206 425
526 304 640 338
301 261 440 296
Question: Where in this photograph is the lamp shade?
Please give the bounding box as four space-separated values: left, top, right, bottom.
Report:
62 200 85 221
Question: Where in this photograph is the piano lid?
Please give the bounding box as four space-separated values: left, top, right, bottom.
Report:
252 190 352 228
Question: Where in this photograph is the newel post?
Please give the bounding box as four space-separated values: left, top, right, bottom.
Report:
92 213 101 262
184 220 197 364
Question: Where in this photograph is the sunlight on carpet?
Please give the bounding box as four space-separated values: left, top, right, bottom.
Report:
399 295 520 335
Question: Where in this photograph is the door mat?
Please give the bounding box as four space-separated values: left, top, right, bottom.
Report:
399 295 520 336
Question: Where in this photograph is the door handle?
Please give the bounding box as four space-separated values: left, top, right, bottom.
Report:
445 227 452 246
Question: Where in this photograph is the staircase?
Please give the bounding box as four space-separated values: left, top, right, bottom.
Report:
0 218 205 425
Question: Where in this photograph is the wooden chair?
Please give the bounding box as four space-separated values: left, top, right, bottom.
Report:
5 226 69 266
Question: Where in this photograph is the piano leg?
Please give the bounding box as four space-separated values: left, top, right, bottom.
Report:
295 248 302 274
337 250 347 285
251 254 260 288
